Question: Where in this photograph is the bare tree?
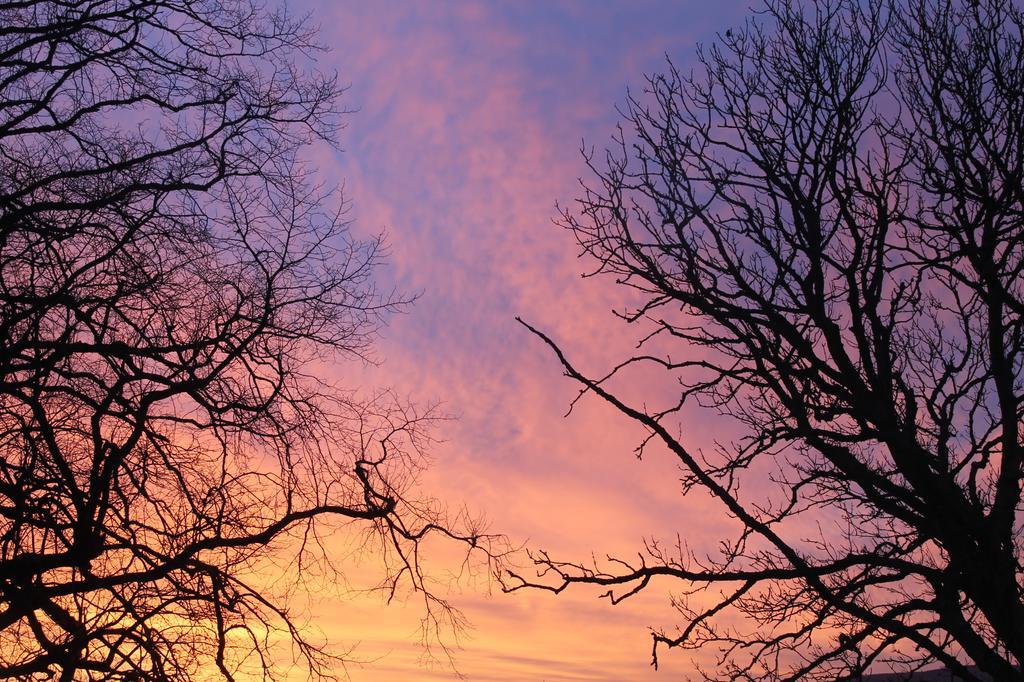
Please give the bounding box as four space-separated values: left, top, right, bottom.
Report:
506 0 1024 679
0 1 496 679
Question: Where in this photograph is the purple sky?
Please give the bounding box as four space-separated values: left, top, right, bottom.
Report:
290 2 751 679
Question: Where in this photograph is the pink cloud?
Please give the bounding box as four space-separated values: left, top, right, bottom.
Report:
289 1 751 678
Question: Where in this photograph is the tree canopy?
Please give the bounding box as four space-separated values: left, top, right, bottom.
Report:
0 1 493 679
508 0 1024 679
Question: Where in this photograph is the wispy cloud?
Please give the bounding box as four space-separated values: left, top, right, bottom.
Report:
291 1 748 679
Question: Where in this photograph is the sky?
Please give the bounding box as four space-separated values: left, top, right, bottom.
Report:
287 2 750 680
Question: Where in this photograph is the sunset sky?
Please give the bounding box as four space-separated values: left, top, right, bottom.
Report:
292 2 749 679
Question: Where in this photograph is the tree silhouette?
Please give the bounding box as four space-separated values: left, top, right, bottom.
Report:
0 1 494 679
506 0 1024 679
